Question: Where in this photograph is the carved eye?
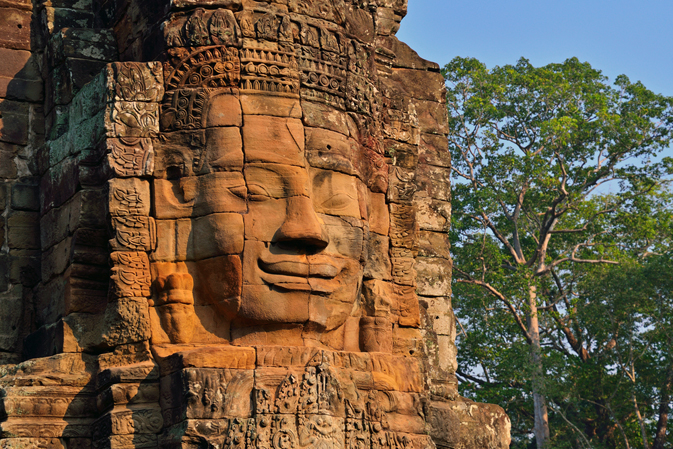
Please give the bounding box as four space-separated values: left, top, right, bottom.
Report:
247 184 271 202
229 185 248 199
320 192 355 212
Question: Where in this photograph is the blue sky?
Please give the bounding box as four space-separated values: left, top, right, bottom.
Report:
396 0 673 97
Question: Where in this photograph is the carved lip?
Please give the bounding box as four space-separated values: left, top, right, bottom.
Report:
257 255 342 293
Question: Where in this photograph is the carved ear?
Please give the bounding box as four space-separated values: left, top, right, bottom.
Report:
180 177 198 203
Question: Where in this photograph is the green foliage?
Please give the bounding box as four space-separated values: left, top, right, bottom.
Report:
444 56 673 448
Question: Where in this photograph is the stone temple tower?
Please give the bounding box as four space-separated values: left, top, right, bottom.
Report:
0 0 510 447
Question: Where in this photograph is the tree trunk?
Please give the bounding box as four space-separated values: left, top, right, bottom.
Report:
632 389 650 449
528 284 551 448
652 365 673 449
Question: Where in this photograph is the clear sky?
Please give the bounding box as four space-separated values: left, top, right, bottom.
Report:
396 0 673 97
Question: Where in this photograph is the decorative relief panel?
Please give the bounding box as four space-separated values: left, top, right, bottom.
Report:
106 137 154 177
164 46 241 90
110 251 152 298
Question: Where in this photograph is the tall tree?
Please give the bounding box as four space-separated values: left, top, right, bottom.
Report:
443 56 673 448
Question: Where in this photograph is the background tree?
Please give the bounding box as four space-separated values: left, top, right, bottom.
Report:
442 56 673 448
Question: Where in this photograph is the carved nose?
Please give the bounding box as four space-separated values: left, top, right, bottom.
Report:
274 196 329 251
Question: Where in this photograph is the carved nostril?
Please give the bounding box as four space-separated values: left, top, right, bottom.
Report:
273 196 329 252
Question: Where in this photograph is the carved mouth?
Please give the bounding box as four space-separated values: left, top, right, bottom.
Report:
257 256 342 293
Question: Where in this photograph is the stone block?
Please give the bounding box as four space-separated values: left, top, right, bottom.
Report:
0 76 43 102
368 192 389 236
386 68 445 103
360 316 393 353
0 144 18 179
70 107 107 150
110 215 156 251
50 57 109 106
0 287 23 352
411 99 450 135
0 182 7 210
7 211 39 249
64 275 108 315
171 0 241 8
385 139 418 169
92 405 163 439
40 192 76 249
108 177 151 216
41 6 94 36
8 249 40 287
0 254 7 291
158 367 253 424
0 99 29 145
79 159 113 186
388 165 416 204
0 0 31 10
32 275 66 328
109 251 150 299
301 100 352 135
243 116 304 166
416 257 452 297
392 326 424 358
63 297 152 352
424 296 455 337
427 402 461 448
42 0 92 9
364 233 392 281
414 193 451 232
106 61 164 103
69 69 107 128
415 163 451 201
418 230 450 258
205 93 242 126
41 235 72 282
378 36 440 71
375 5 400 36
389 203 418 249
106 101 159 137
47 27 116 69
419 132 450 168
0 7 31 50
101 137 153 177
395 283 420 327
11 182 39 211
40 156 79 213
0 47 43 102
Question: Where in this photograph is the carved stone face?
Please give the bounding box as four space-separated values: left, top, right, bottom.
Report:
150 91 375 347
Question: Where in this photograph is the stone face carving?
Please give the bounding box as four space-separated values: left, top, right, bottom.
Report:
0 0 511 448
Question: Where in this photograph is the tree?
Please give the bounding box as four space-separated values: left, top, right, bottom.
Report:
442 56 673 448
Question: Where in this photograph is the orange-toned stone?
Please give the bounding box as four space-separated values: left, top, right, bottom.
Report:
243 116 305 166
305 127 361 177
301 101 354 135
369 192 389 235
108 178 151 216
151 345 256 375
153 172 247 219
240 94 301 118
310 167 361 219
359 316 392 353
204 93 242 127
244 163 311 198
205 127 243 170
